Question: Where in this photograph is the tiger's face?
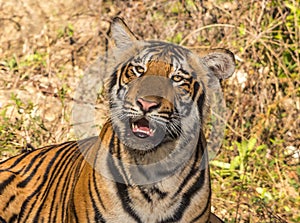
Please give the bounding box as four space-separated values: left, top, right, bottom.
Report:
107 18 235 152
109 43 206 151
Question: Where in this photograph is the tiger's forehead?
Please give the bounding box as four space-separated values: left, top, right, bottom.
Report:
134 42 193 74
144 60 174 77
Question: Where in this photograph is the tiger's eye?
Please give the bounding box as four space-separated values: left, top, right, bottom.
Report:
171 75 183 82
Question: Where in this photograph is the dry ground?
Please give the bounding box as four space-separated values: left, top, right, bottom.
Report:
0 0 299 222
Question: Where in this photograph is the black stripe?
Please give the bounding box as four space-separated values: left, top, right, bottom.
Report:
0 175 15 195
138 187 152 203
119 63 129 80
191 80 200 102
108 69 118 92
67 195 80 223
197 81 206 121
8 214 17 223
108 133 130 185
144 47 160 55
124 64 133 79
85 138 106 211
152 187 168 199
16 156 47 188
115 183 142 223
0 216 7 223
92 168 106 210
138 186 168 203
2 195 16 212
159 168 207 223
88 175 106 222
109 58 133 95
172 139 203 198
191 190 211 222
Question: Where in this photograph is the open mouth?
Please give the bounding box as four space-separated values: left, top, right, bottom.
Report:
131 117 156 138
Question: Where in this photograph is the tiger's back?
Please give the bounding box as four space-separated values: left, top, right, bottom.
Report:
0 138 95 222
0 17 235 223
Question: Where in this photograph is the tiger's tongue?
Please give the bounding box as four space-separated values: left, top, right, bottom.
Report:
135 126 149 131
132 127 151 136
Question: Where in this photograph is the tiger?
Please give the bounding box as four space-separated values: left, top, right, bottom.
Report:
0 17 235 223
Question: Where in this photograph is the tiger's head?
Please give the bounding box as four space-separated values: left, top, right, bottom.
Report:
108 17 235 152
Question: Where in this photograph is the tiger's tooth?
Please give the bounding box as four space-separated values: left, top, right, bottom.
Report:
134 123 137 129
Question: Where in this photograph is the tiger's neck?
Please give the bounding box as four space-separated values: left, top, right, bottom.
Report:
85 121 209 186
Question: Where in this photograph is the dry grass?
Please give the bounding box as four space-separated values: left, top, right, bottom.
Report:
0 0 299 222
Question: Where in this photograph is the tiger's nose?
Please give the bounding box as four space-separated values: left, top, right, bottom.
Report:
137 98 160 112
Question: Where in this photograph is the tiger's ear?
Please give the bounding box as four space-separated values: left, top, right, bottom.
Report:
200 49 235 80
109 17 138 48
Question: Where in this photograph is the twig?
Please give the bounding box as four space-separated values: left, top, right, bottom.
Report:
179 24 236 46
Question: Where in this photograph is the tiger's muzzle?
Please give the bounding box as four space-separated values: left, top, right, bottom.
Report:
123 76 178 150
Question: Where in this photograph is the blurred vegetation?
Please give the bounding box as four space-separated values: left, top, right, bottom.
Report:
0 0 299 222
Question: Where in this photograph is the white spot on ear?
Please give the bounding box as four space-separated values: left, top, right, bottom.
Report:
229 69 248 89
